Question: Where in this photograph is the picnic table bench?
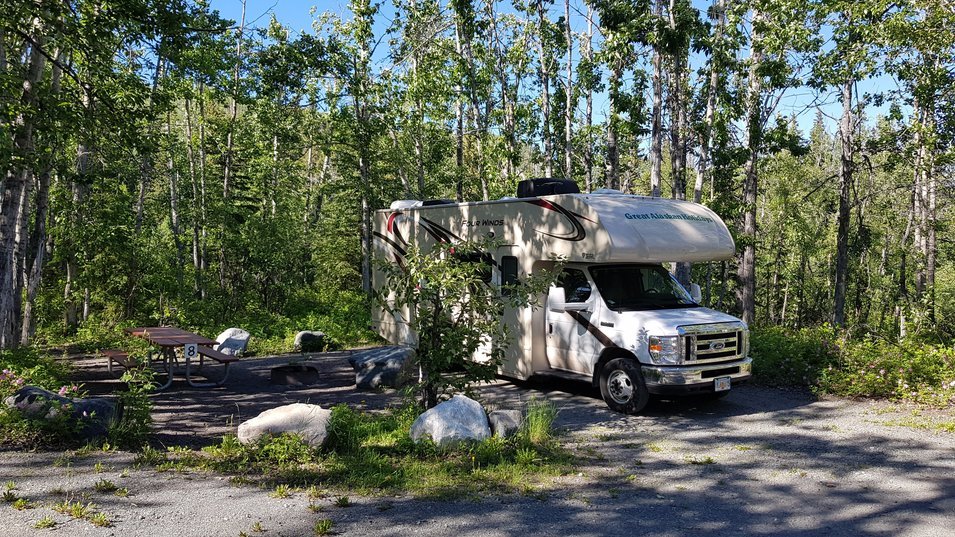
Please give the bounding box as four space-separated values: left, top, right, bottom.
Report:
123 327 237 389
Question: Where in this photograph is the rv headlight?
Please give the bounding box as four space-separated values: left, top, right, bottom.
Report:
648 336 683 365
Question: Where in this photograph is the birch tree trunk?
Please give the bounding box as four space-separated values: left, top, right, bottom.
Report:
649 0 664 198
0 35 46 349
536 0 553 177
694 0 725 204
737 8 764 326
563 0 573 180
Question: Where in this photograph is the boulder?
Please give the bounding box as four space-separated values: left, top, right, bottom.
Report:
410 395 490 447
237 403 331 448
215 328 250 356
488 409 523 438
349 346 416 390
3 386 118 441
294 331 326 353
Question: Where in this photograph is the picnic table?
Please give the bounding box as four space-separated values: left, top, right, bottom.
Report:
124 327 237 389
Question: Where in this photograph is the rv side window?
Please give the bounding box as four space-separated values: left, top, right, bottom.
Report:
453 251 493 284
558 269 591 303
501 256 518 296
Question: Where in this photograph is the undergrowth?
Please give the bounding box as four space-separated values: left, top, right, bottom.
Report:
146 401 571 497
751 326 955 406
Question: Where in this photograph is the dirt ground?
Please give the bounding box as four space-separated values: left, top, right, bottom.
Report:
2 349 954 536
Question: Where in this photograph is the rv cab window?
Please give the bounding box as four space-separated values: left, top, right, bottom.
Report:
589 264 697 311
501 256 519 296
557 269 592 303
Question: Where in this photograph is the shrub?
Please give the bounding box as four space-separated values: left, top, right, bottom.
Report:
108 367 154 448
749 325 838 386
820 339 955 405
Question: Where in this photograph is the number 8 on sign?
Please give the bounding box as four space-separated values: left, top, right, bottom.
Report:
185 343 198 359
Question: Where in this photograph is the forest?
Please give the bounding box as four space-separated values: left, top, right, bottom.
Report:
1 0 953 367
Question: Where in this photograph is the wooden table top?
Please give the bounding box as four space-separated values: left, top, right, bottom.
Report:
125 326 217 347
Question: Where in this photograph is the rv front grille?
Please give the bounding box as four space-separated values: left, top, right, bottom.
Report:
680 324 747 364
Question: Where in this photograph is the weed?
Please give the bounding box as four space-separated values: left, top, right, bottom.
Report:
4 481 15 491
270 484 292 499
313 518 334 536
308 503 324 513
12 498 34 510
94 479 117 493
522 399 558 445
2 490 16 502
33 516 56 529
514 447 537 466
306 486 326 499
120 468 130 478
334 496 350 507
686 456 716 465
734 445 754 451
114 487 129 497
88 512 112 527
251 520 264 532
647 442 663 453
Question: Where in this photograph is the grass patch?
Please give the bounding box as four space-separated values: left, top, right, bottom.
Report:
146 402 572 497
33 515 56 529
313 518 335 536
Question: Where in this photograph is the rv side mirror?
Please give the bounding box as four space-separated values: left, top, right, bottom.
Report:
690 283 702 303
547 286 567 313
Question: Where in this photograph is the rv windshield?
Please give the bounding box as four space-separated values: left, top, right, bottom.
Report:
589 265 698 311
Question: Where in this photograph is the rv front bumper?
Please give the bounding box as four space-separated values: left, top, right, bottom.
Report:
641 358 752 395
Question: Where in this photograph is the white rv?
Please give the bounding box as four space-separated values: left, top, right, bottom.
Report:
371 179 751 414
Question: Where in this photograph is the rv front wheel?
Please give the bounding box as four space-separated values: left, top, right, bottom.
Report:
599 358 649 414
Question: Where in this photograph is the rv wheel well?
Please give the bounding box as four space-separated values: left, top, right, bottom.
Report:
592 348 638 387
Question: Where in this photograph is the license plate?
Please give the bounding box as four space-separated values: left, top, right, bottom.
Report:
714 376 732 392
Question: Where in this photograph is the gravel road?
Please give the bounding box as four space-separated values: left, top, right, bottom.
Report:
2 350 953 536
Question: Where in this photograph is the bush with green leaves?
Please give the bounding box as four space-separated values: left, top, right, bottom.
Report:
819 339 955 405
750 326 955 406
377 240 556 408
108 367 155 448
750 325 839 386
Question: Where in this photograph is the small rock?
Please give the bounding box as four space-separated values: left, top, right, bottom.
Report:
349 346 416 390
488 409 523 438
294 331 328 352
3 386 118 441
237 403 332 447
215 327 250 356
410 395 491 447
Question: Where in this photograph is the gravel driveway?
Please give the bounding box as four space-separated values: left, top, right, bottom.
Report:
2 350 953 536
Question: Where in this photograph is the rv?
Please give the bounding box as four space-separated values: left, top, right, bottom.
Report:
371 179 751 414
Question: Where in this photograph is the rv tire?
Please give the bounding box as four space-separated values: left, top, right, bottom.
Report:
598 358 649 414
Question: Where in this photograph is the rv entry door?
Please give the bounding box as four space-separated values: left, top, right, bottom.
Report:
546 268 601 375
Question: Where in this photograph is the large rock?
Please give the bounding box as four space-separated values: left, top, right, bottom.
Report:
294 331 327 353
488 409 523 438
215 328 250 356
349 346 416 390
410 395 491 447
3 386 118 441
237 403 331 447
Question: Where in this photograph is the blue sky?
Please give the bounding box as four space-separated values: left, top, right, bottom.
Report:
207 0 901 137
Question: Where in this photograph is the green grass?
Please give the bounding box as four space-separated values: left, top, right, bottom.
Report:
313 519 335 536
33 516 56 529
145 403 572 497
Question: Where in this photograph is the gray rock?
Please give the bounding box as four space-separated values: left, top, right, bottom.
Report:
349 346 416 390
410 395 490 447
215 328 250 356
236 403 331 448
293 331 326 352
3 386 118 440
488 409 523 438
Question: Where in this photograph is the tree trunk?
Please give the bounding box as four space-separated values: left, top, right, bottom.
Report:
563 0 573 180
583 6 594 192
0 36 46 349
649 0 664 198
606 66 621 190
736 8 764 327
166 110 185 286
21 51 63 345
832 79 853 328
694 0 725 204
536 0 553 177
